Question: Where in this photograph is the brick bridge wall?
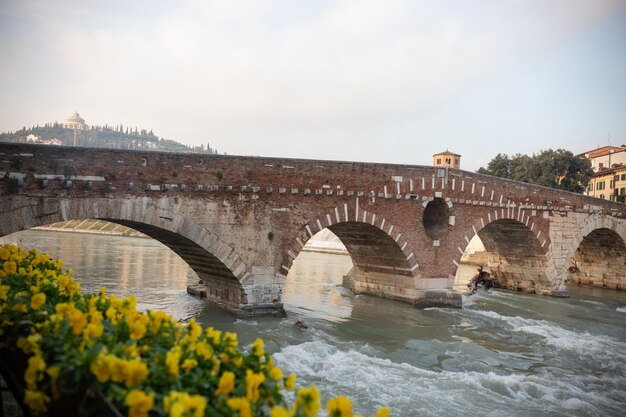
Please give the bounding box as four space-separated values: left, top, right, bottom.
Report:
1 143 624 315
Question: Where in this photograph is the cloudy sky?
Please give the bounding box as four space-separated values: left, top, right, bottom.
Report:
0 0 624 170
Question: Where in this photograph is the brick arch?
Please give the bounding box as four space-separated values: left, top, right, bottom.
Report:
453 215 551 293
566 215 626 289
280 207 419 277
0 196 251 308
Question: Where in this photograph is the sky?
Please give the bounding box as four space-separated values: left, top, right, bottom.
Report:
0 0 625 171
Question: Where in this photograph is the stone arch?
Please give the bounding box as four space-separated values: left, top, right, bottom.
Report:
566 215 626 290
280 206 426 303
0 196 251 311
281 208 418 277
453 217 550 294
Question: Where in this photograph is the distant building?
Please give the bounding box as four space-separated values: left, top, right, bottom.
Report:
433 150 461 169
64 112 88 130
587 165 626 202
579 145 626 202
579 145 626 173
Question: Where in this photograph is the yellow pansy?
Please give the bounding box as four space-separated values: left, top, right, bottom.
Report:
372 407 391 417
270 367 283 382
285 373 297 391
226 397 252 417
245 369 265 402
327 396 353 417
271 406 293 417
3 260 17 275
216 371 235 396
24 389 50 414
294 386 320 417
31 292 46 310
125 389 154 417
165 347 181 377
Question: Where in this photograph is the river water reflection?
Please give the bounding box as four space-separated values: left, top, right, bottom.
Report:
2 231 625 417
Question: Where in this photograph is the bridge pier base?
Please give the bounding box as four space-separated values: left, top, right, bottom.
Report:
342 268 462 309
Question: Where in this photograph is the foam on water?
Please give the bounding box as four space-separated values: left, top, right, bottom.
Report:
617 307 626 313
273 338 623 417
467 309 626 363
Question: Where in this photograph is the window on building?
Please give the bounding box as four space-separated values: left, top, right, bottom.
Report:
621 188 625 195
621 174 626 181
600 194 605 199
589 183 594 191
455 158 459 165
436 158 441 164
610 195 615 201
445 158 451 164
615 175 620 183
597 181 605 190
610 180 614 189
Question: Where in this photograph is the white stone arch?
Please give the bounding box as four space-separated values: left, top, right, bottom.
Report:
0 196 252 305
452 212 551 293
281 205 419 277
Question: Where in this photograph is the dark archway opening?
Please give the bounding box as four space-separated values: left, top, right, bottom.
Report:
423 198 449 241
569 228 626 290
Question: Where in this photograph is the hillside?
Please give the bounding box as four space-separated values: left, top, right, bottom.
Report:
0 121 220 154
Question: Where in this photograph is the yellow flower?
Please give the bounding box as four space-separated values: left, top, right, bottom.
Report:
270 367 283 381
83 322 104 340
30 292 46 310
187 319 202 342
226 397 252 417
17 334 42 355
24 389 50 414
251 338 265 357
3 260 17 275
284 373 297 391
195 340 213 361
90 352 113 383
216 371 235 396
372 407 391 417
127 312 149 340
24 355 46 390
294 386 320 417
165 347 181 377
125 389 154 417
164 391 206 417
271 406 293 417
105 306 118 324
327 396 353 417
0 285 10 301
55 302 74 317
125 358 149 387
0 245 11 261
224 331 238 347
69 309 87 335
182 358 198 373
47 366 60 398
245 369 265 402
12 303 27 313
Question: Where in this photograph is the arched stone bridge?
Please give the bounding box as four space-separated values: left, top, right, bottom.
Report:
1 143 625 315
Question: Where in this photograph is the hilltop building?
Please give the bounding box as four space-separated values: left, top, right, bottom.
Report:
64 112 88 130
433 150 461 169
580 145 626 202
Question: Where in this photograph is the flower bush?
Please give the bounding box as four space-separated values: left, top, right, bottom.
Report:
0 244 390 417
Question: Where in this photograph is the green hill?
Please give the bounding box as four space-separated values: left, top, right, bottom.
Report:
0 122 220 154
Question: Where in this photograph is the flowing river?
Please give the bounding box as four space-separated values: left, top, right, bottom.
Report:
1 230 625 417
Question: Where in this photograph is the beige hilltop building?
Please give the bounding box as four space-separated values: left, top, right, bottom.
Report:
433 149 461 169
64 112 88 130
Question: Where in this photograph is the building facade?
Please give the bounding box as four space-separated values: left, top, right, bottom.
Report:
580 145 626 202
433 150 461 169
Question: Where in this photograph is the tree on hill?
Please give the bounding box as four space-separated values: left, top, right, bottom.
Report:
477 149 592 194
